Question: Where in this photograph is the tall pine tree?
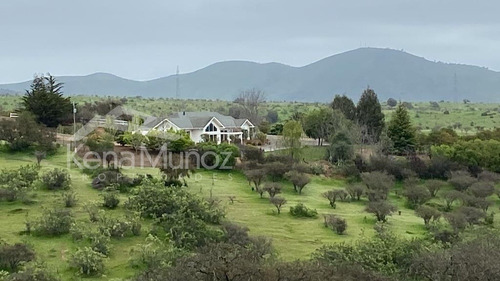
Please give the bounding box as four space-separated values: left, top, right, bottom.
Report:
387 103 416 155
356 88 385 142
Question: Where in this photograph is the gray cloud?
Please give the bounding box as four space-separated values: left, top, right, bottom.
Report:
1 0 499 83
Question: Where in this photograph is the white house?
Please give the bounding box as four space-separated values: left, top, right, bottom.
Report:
140 112 255 144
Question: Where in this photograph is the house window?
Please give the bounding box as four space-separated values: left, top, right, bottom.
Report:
205 123 218 132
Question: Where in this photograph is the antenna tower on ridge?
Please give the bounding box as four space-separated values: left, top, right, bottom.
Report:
175 65 180 100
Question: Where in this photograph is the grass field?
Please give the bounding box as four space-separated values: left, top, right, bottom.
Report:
4 147 495 279
1 95 498 133
383 101 500 134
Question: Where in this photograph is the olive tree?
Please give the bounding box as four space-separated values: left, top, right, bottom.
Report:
270 197 287 214
365 201 397 222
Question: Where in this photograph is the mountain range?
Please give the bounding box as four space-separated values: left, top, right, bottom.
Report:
1 48 499 102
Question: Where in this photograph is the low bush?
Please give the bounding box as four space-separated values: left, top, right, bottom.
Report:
88 232 111 256
367 155 413 181
323 215 347 234
70 247 105 276
32 208 74 236
196 142 240 169
263 161 290 181
101 189 120 209
126 181 225 224
90 168 144 192
0 165 39 202
289 203 318 218
0 243 35 272
41 169 71 191
158 211 222 249
240 145 264 163
61 191 77 207
83 202 100 222
4 261 59 281
70 223 87 241
129 235 186 270
97 214 141 239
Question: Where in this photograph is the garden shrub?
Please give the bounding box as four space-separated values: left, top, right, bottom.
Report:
289 203 318 218
240 145 264 163
196 142 240 169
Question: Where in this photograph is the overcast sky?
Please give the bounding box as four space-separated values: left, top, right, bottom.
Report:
1 0 499 83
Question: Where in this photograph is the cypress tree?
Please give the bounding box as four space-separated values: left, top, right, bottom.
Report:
387 103 416 154
331 95 356 121
356 88 385 142
22 74 72 127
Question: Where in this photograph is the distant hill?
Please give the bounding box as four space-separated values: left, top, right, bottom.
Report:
1 48 499 102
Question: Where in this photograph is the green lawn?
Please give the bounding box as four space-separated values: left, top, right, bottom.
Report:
186 170 429 260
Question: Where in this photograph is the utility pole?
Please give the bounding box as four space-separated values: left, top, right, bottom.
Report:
175 66 179 100
73 101 77 152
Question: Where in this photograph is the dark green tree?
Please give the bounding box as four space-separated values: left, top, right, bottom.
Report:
303 108 349 146
331 95 356 121
22 74 72 127
387 103 416 154
328 131 354 164
356 88 385 142
386 98 398 107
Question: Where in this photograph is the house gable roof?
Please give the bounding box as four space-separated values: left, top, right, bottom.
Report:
142 112 254 130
